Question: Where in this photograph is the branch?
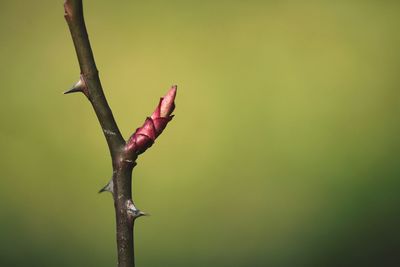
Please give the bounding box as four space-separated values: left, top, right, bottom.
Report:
63 1 177 267
64 0 124 159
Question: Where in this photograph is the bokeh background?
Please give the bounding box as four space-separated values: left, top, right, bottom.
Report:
1 1 399 266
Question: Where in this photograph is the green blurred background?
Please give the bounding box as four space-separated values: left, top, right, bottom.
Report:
1 1 399 266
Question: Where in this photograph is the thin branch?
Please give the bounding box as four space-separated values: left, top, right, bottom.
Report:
64 1 136 266
64 0 125 159
63 1 177 267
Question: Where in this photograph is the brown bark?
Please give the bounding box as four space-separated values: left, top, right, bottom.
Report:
63 1 157 266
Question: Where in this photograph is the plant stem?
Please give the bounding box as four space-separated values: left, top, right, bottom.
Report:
63 0 124 158
64 1 139 266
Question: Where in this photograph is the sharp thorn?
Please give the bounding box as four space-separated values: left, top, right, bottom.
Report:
126 200 148 219
64 79 85 95
64 87 82 94
99 179 113 194
139 211 150 217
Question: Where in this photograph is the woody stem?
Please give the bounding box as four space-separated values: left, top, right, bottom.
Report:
64 0 138 266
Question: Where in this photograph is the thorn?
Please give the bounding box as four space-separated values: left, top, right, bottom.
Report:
131 210 148 219
99 179 113 194
64 75 88 97
126 200 147 219
64 78 84 94
138 211 149 217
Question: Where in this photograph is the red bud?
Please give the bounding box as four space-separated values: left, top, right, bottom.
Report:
136 118 156 140
152 116 173 135
159 85 177 117
126 86 177 156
